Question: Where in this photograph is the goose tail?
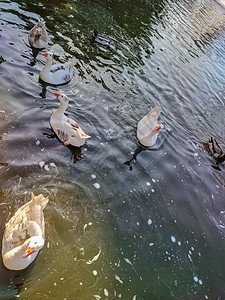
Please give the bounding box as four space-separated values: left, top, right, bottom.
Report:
65 57 77 68
31 193 49 210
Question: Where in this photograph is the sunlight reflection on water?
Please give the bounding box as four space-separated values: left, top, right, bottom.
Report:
0 0 225 298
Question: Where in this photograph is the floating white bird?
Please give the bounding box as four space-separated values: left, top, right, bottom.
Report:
137 107 164 147
91 29 111 46
50 92 91 147
2 193 49 271
39 52 76 85
28 18 48 49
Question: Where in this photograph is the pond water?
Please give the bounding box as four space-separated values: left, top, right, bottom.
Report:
0 0 225 299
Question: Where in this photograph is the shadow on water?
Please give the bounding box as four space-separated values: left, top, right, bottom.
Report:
29 47 41 67
124 144 159 171
43 129 84 164
0 261 35 299
1 0 225 298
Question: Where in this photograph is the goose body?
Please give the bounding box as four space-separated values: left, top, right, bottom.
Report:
40 52 76 85
28 18 48 49
91 29 111 46
50 93 91 147
137 107 164 147
2 194 49 270
208 137 225 163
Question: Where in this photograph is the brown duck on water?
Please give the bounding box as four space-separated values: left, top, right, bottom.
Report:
207 137 225 163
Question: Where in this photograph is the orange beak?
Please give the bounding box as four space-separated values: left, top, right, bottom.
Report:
34 29 40 35
22 247 36 258
41 52 48 57
155 125 161 131
53 92 60 98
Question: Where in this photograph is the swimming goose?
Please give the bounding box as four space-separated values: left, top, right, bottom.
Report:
50 92 91 147
40 52 77 85
2 193 49 270
91 29 111 46
28 18 48 49
207 137 225 163
137 107 164 147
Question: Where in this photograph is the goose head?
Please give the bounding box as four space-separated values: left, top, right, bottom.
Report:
53 92 69 107
94 29 98 37
90 29 98 37
34 28 42 36
22 236 45 258
153 124 164 133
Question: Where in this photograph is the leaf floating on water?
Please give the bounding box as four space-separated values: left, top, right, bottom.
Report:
124 257 133 266
50 162 56 168
44 164 50 171
0 56 6 64
115 274 123 284
86 248 101 264
39 161 45 168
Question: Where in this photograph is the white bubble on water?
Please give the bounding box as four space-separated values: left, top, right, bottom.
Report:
193 276 198 282
91 174 96 179
147 219 152 225
104 289 109 297
93 270 98 276
93 183 100 189
171 236 176 243
124 258 133 265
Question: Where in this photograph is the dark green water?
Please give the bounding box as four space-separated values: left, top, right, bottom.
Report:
0 0 225 299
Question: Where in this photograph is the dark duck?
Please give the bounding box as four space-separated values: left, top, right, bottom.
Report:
91 29 111 46
207 137 225 163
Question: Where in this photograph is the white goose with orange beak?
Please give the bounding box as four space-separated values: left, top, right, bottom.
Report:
28 18 48 49
2 194 49 270
39 52 77 85
137 107 164 147
50 92 91 147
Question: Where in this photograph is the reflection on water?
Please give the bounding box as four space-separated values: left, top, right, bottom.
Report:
0 0 225 298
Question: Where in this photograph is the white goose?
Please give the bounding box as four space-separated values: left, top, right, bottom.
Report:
39 52 77 85
2 193 49 271
50 92 91 147
28 18 48 49
137 107 164 147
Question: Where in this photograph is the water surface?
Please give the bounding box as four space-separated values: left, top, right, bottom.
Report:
0 0 225 299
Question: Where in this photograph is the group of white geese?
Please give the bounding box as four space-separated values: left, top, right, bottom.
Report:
1 18 165 271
